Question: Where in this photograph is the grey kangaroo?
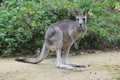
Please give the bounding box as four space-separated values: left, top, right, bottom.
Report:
16 8 89 69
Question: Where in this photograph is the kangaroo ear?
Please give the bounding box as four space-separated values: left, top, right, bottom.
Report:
83 8 90 15
74 8 80 15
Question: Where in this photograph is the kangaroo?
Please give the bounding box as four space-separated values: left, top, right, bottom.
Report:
16 8 89 69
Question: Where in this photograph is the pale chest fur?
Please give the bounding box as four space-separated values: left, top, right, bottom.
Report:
73 26 87 40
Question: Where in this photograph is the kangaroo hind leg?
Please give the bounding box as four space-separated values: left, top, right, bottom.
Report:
56 47 74 69
62 43 86 68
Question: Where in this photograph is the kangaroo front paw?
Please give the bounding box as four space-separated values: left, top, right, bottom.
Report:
74 43 78 49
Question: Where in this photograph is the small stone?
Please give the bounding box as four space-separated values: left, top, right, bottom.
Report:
88 64 90 67
90 72 92 74
80 52 84 55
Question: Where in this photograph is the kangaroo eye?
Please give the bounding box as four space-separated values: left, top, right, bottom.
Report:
82 18 85 21
76 18 79 21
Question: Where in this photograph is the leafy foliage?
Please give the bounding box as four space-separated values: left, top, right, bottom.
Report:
0 0 120 57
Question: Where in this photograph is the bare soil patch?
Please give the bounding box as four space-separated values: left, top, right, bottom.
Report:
0 51 120 80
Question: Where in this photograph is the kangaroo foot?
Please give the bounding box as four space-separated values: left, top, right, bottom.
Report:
57 64 74 69
65 62 86 68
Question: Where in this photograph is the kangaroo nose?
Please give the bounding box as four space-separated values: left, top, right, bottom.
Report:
79 24 82 26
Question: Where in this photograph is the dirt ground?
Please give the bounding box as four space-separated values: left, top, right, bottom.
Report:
0 51 120 80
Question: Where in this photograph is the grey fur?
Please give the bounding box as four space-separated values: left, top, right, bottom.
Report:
16 8 89 69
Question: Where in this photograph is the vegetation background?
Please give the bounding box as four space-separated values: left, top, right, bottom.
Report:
0 0 120 57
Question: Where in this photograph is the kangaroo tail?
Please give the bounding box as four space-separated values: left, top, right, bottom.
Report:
15 42 49 64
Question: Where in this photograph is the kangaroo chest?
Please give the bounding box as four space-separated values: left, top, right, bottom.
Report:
73 26 87 40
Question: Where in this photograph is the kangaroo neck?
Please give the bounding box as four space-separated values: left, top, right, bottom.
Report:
72 25 87 40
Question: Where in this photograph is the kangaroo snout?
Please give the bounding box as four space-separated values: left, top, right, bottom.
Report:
79 23 82 26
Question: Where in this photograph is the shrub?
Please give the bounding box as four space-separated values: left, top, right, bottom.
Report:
0 0 120 57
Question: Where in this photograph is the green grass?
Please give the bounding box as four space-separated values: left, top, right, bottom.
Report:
102 64 120 80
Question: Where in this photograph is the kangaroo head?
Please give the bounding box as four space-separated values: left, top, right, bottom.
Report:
74 8 89 27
